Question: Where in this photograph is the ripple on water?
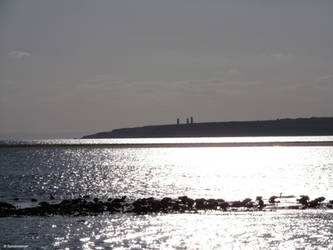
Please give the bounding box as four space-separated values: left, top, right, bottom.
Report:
1 211 333 249
1 146 333 203
1 140 333 248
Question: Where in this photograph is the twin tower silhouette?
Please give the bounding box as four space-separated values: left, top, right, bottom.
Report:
177 117 194 125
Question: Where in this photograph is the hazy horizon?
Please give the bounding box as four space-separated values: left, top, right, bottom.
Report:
1 1 333 139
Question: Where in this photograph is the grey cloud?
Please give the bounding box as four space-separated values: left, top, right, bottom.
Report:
228 68 241 75
271 53 292 60
316 75 333 82
8 51 31 59
315 75 333 87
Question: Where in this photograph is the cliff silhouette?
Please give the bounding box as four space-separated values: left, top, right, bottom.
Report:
82 117 333 139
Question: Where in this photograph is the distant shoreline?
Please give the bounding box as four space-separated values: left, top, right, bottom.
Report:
2 141 333 148
82 117 333 139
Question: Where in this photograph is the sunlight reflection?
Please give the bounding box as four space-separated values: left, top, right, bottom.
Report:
8 144 332 203
71 210 333 249
129 146 333 200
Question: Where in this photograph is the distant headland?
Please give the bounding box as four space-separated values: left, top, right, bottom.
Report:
82 117 333 139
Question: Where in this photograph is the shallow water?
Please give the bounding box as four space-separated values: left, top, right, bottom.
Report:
1 136 333 249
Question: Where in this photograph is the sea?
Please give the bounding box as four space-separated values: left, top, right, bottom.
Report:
1 136 333 249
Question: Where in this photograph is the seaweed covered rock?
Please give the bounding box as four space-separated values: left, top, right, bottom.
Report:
0 202 15 210
1 194 333 217
297 195 310 207
308 197 325 208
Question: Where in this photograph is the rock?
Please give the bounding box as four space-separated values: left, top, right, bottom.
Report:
287 205 300 209
49 194 55 200
160 197 173 211
230 201 242 208
220 202 229 210
256 196 264 209
161 197 172 204
60 199 71 206
72 198 83 204
206 199 218 209
308 200 320 208
194 199 206 209
132 199 146 213
178 196 194 210
314 197 325 203
38 201 50 207
132 197 164 213
297 195 309 207
0 202 15 210
242 198 254 208
308 197 325 208
269 196 278 204
150 199 163 212
86 201 104 213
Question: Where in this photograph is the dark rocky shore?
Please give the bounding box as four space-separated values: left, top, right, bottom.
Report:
1 195 333 217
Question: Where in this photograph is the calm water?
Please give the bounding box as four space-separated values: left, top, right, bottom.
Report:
1 136 333 249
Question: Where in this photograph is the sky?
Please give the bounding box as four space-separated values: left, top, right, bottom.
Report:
1 0 333 139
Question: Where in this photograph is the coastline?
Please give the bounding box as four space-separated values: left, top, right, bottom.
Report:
1 140 333 148
82 117 333 139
